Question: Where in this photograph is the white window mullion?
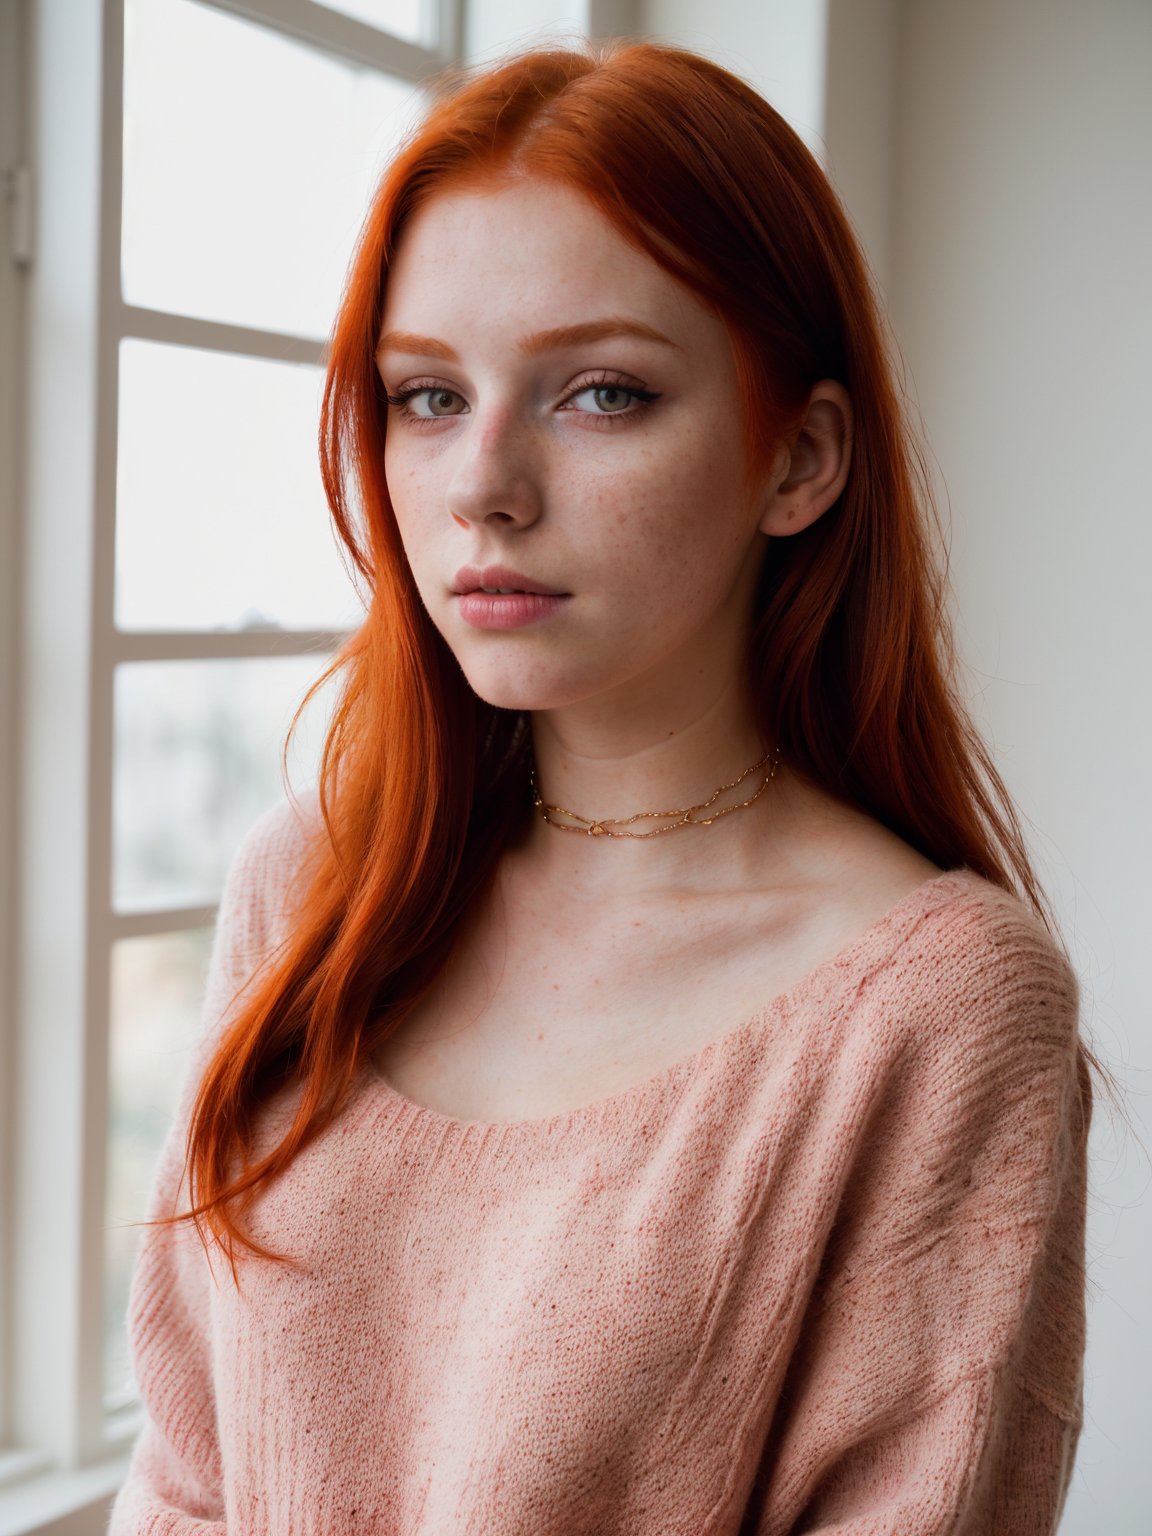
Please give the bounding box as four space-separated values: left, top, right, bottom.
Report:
208 0 456 72
107 908 216 943
13 0 116 1468
120 303 328 368
83 0 134 1461
112 630 350 662
0 0 30 1475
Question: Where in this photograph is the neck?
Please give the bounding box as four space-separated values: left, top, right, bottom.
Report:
513 685 797 902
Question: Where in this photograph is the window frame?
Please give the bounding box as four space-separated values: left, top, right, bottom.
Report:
0 0 464 1524
0 0 33 1491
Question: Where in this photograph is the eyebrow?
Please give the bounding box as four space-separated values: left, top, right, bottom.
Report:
375 317 682 363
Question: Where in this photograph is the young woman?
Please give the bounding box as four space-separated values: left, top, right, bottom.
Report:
111 38 1105 1535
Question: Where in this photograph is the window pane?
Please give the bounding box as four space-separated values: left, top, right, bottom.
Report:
116 339 363 633
104 927 214 1409
113 656 335 912
122 0 425 338
312 0 427 46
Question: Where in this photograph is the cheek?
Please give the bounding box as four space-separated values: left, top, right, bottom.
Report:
590 422 750 575
385 448 439 571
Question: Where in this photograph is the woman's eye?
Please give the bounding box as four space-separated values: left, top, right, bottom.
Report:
568 385 635 414
386 386 466 419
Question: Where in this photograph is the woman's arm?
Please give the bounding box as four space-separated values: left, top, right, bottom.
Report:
746 899 1091 1534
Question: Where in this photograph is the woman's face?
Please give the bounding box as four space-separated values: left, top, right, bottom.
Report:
376 175 776 716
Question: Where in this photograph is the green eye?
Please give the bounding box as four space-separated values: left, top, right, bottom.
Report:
425 389 464 416
566 382 660 416
574 380 645 411
589 386 631 412
386 386 466 418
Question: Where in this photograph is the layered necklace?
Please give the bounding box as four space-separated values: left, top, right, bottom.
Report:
529 745 781 839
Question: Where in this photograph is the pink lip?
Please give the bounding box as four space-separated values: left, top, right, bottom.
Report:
456 592 570 629
452 563 568 597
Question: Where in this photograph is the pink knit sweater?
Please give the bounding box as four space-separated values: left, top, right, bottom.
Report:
108 796 1091 1534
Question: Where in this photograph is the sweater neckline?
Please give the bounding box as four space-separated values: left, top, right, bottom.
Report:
354 868 979 1142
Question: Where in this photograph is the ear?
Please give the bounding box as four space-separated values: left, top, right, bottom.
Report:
757 381 853 537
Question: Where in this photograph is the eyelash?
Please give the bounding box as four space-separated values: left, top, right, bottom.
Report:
383 372 662 430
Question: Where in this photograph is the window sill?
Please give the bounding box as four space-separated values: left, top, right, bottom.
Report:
0 1452 132 1536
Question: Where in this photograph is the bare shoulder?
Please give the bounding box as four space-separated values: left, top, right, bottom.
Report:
773 782 946 938
808 802 1083 1061
741 801 1078 1072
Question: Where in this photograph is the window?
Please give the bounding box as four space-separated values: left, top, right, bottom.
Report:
109 0 443 1423
0 0 460 1522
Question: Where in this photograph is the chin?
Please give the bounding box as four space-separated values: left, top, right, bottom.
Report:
453 657 596 714
459 674 561 713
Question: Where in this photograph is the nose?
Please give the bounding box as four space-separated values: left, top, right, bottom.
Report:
444 406 543 531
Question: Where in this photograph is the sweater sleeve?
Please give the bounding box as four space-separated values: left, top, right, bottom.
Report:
107 795 314 1535
747 892 1092 1536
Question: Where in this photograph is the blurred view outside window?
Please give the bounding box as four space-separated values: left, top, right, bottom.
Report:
103 0 427 1412
115 341 354 631
106 929 216 1411
112 657 334 912
121 0 420 337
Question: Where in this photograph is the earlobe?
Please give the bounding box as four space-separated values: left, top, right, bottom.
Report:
757 382 853 538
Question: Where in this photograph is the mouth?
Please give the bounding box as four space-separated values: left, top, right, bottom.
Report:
452 564 569 597
454 589 571 630
465 586 566 596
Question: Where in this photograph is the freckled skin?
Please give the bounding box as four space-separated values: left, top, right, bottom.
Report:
376 177 773 723
365 186 946 1124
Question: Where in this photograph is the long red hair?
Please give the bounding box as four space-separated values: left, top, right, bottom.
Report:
142 38 1119 1286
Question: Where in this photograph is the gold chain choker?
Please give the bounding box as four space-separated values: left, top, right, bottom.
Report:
529 746 780 839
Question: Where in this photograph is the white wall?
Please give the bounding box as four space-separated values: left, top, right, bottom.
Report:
889 4 1151 1523
822 0 898 294
643 0 1150 1527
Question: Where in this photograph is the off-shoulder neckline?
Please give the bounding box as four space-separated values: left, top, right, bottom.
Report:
354 868 987 1141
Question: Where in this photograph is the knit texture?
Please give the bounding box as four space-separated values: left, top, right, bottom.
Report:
108 794 1091 1535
